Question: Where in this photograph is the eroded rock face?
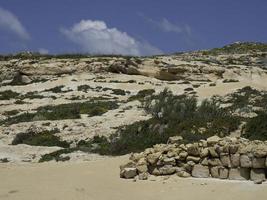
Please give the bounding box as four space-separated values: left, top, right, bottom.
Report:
120 136 267 184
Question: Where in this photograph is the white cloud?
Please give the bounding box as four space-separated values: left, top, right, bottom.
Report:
0 7 30 40
38 48 49 54
61 19 162 56
141 14 191 36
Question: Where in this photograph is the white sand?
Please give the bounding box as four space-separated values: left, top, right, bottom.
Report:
0 156 266 200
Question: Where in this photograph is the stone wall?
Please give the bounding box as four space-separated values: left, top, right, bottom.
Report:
120 136 267 184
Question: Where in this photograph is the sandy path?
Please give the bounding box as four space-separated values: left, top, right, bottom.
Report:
0 156 266 200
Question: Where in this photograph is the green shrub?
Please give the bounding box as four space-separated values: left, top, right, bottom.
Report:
128 89 155 101
1 101 119 125
89 89 240 155
12 129 69 148
0 90 20 100
243 112 267 140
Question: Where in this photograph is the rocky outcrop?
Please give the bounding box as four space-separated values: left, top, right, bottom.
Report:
120 136 267 184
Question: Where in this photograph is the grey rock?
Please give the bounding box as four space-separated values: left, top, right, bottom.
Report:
240 154 252 168
252 157 266 168
192 164 210 178
229 168 250 180
250 169 266 182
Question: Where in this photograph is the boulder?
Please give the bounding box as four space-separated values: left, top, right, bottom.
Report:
187 144 200 156
208 158 222 166
229 144 239 154
163 157 176 166
178 151 188 161
210 166 220 178
253 145 267 158
200 148 209 158
240 155 252 168
120 161 136 171
229 168 250 180
209 147 219 158
136 164 148 173
167 136 183 144
230 154 240 168
207 136 221 146
138 172 149 180
120 168 137 179
250 169 266 182
176 171 191 178
220 155 231 167
219 167 229 179
147 152 161 165
192 164 210 178
186 156 200 163
158 165 176 175
252 157 266 168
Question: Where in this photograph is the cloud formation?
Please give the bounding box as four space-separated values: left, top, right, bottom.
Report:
0 7 30 40
61 19 162 56
141 14 191 36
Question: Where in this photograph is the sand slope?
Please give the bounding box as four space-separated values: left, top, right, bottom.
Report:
0 156 266 200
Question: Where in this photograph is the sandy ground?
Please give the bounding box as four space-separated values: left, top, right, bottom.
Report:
0 156 266 200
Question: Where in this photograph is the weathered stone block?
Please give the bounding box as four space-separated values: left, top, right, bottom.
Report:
252 157 266 168
158 165 176 175
120 168 137 179
240 154 252 168
210 166 220 178
209 147 219 158
192 164 210 178
220 155 231 167
208 158 222 166
219 167 229 179
186 156 200 163
200 148 209 158
230 154 240 168
229 168 250 180
187 144 200 156
250 169 266 182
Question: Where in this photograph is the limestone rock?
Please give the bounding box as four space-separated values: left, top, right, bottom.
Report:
200 148 209 158
229 144 239 154
186 156 200 163
176 171 191 178
187 144 200 156
240 155 252 168
229 168 250 180
120 168 137 179
230 154 240 168
208 158 221 166
210 166 220 178
147 152 161 165
192 164 210 178
252 157 266 168
220 155 231 167
219 167 229 179
250 169 266 182
136 164 148 173
138 172 149 180
207 136 221 146
158 165 176 175
208 147 219 158
167 136 183 144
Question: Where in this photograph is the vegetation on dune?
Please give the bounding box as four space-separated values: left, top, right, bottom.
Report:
0 100 119 125
74 89 240 155
243 112 267 140
0 90 20 100
202 42 267 55
12 129 70 148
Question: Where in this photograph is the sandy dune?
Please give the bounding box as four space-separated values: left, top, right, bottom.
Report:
0 156 266 200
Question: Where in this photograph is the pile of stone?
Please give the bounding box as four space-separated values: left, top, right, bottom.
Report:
120 136 267 184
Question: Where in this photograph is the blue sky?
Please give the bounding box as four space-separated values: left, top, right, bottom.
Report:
0 0 266 55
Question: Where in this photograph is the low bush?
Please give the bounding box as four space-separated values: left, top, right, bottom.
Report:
0 90 20 100
12 129 69 148
243 112 267 140
0 101 119 125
